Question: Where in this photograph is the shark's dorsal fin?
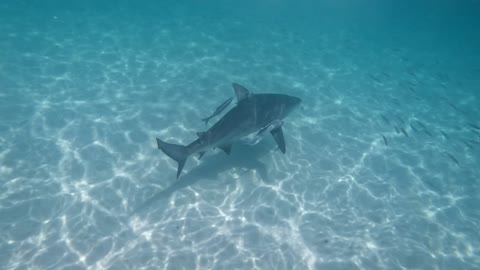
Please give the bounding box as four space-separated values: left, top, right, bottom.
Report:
219 144 232 155
270 127 286 154
232 83 251 102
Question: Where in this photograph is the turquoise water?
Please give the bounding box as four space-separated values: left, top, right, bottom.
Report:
1 1 480 269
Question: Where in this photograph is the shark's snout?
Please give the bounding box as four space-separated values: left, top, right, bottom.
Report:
292 96 302 106
287 96 302 110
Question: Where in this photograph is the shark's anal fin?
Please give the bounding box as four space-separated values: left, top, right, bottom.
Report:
201 117 211 126
270 127 286 154
219 144 232 155
232 83 251 102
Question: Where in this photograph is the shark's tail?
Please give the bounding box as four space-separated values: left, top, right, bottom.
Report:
156 138 189 178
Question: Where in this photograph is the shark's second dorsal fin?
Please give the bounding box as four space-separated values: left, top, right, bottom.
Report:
232 83 251 102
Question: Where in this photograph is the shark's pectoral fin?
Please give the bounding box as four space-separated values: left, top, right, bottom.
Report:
219 144 232 155
232 83 252 102
270 127 286 154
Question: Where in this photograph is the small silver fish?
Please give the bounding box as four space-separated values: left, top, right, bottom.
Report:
468 139 480 145
381 115 390 125
382 135 388 146
468 123 480 130
394 125 400 134
423 129 433 137
440 131 449 140
445 152 460 166
201 97 233 125
461 140 474 150
416 120 427 130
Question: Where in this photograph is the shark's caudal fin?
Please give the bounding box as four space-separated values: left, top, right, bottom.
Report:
156 138 189 178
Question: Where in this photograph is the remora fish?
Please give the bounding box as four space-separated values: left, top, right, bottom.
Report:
380 115 390 125
382 135 388 146
156 83 302 178
440 131 449 140
243 119 284 146
468 122 480 130
201 97 233 125
393 125 400 134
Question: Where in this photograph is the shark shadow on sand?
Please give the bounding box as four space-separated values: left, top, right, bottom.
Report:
131 140 275 215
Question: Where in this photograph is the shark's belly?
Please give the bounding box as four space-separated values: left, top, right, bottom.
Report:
204 99 286 150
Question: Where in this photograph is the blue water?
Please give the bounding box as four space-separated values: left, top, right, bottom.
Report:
1 1 480 269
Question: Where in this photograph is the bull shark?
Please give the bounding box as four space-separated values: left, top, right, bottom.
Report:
156 83 302 178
